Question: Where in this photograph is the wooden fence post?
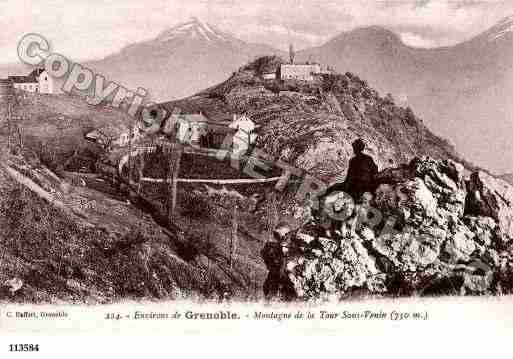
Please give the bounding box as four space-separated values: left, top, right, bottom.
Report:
267 190 278 241
127 124 133 186
166 144 183 220
171 146 182 218
6 101 12 152
165 145 173 217
230 204 239 269
137 153 144 195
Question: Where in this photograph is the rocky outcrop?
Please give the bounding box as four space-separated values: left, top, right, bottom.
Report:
466 171 513 247
165 58 466 183
286 234 384 300
280 157 513 300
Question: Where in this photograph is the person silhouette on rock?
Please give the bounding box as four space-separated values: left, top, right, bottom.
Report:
327 138 378 201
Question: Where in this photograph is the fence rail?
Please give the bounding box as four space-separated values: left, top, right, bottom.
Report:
139 176 283 184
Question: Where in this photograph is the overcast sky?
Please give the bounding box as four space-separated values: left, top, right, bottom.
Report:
1 0 513 64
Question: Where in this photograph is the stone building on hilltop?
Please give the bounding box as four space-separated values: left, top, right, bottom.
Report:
280 63 322 81
279 43 332 81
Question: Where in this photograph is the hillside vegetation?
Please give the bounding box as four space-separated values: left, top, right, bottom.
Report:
1 92 133 174
0 150 267 302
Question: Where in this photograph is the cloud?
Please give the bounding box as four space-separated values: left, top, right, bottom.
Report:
400 32 439 47
340 0 513 42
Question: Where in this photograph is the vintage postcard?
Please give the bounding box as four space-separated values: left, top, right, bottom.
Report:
0 0 512 356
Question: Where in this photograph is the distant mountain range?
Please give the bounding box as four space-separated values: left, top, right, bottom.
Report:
297 17 513 174
499 173 513 186
86 18 283 101
2 16 513 174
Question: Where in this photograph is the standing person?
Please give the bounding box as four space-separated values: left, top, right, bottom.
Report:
261 223 297 301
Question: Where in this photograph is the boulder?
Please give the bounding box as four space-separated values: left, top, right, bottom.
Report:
374 178 438 227
462 271 493 294
318 237 339 254
288 237 380 299
358 226 376 242
411 157 465 188
374 164 414 185
466 171 513 244
410 157 466 215
463 216 497 247
443 225 476 263
372 227 441 272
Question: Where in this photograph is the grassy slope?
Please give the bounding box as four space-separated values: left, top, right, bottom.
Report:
0 151 268 303
0 92 133 172
0 92 270 303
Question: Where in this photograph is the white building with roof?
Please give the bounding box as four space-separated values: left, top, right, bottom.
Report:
163 113 210 146
8 68 54 94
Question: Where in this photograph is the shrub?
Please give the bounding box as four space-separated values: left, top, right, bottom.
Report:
180 192 214 219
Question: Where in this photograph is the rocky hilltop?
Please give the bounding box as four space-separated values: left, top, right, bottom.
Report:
157 57 513 300
164 56 472 183
282 157 513 300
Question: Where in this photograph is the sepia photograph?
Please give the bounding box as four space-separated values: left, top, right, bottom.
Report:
0 0 513 355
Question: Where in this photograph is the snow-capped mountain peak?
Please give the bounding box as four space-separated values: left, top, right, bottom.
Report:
489 15 513 41
156 18 229 43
